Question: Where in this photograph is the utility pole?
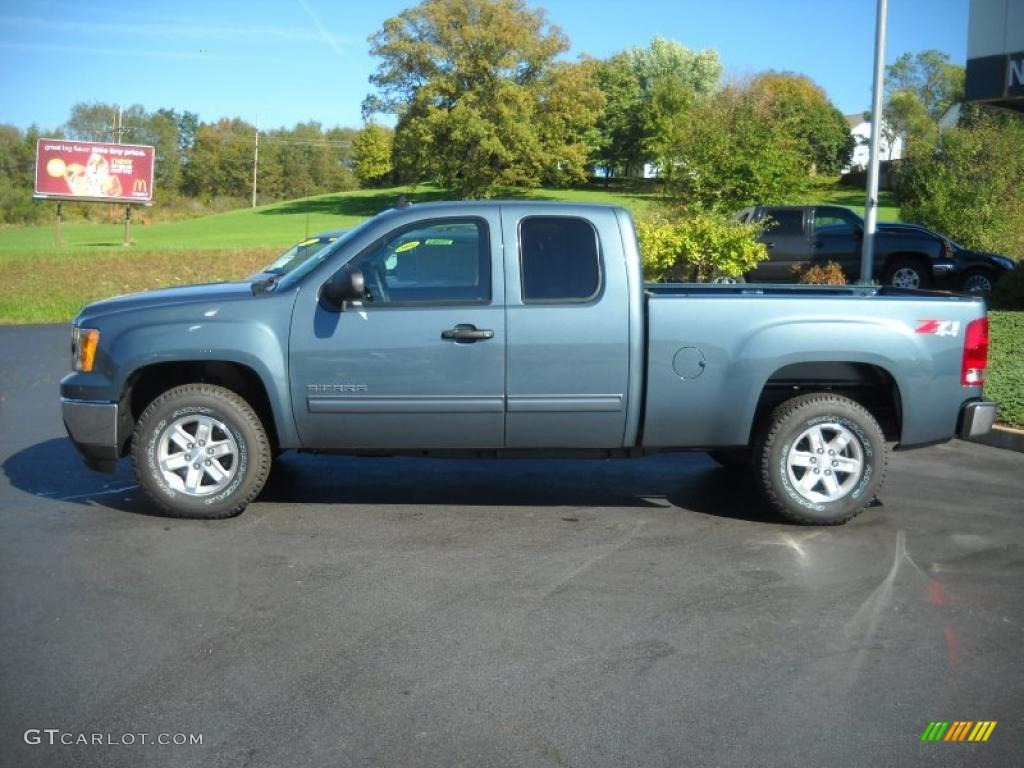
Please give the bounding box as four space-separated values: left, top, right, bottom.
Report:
114 105 132 245
252 115 259 208
859 0 888 285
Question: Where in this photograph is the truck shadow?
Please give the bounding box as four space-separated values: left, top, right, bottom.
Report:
3 440 784 524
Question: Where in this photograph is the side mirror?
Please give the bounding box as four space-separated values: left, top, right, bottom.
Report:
321 267 365 309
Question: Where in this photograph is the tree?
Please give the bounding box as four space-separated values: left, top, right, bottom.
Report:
592 37 721 177
181 118 254 199
64 102 118 141
363 0 604 198
882 50 965 153
886 50 964 121
656 84 809 212
899 110 1024 260
139 108 183 198
881 89 936 154
749 72 852 175
590 53 644 177
0 123 54 224
353 123 395 186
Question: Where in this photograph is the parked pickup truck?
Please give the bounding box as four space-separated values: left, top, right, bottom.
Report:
732 204 1016 293
61 202 997 524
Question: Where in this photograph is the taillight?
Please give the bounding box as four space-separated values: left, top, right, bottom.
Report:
962 317 988 386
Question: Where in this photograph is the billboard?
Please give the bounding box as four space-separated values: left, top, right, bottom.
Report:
34 139 155 203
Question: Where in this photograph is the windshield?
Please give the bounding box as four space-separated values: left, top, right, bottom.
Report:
274 224 369 290
261 235 343 276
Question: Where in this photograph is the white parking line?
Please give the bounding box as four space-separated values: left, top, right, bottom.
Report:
58 485 138 502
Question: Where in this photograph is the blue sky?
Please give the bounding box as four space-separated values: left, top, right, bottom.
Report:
0 0 969 133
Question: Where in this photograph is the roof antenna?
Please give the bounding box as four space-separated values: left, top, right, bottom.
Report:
395 195 410 209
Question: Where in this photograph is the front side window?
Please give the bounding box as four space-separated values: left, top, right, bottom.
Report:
347 219 490 305
519 217 601 302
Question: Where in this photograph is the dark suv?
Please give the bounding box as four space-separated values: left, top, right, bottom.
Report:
732 205 1015 293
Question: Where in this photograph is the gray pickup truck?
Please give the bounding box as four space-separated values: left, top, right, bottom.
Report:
60 202 996 524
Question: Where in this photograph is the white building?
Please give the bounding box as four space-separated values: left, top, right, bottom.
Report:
843 114 903 171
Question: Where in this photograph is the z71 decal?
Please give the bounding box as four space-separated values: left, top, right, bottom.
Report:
915 320 961 337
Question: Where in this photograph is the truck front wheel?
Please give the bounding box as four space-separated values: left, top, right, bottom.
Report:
755 393 886 525
131 384 271 519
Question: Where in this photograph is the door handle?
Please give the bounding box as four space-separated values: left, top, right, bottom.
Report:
441 324 494 342
764 242 775 249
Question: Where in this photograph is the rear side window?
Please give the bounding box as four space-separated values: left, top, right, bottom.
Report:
519 217 601 302
762 209 804 237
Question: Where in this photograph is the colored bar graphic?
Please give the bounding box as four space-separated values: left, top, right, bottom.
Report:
921 720 996 742
945 721 972 741
968 722 997 742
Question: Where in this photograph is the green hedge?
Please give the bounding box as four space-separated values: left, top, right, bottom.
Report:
988 311 1024 427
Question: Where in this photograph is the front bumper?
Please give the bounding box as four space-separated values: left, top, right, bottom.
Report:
61 398 120 473
959 400 997 440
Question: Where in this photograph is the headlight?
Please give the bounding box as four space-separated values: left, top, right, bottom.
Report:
992 255 1016 271
71 326 100 372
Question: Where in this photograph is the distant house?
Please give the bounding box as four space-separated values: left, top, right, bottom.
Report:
843 113 903 171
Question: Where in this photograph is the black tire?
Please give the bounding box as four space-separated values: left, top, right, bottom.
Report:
883 257 932 289
959 268 996 295
131 384 271 519
754 393 887 525
707 449 752 469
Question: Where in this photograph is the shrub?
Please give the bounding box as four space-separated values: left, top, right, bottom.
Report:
987 311 1024 428
792 261 848 285
636 210 768 282
990 267 1024 311
898 110 1024 259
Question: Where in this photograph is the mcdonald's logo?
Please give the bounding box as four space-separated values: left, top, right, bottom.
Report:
132 179 148 193
921 721 997 742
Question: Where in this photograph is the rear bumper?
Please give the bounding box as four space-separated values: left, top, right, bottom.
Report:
61 398 120 473
959 399 997 440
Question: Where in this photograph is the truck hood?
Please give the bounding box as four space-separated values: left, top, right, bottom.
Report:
74 281 259 324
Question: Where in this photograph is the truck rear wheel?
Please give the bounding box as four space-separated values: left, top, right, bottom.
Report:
754 393 886 525
131 384 271 519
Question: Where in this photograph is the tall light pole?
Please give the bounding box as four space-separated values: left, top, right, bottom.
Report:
859 0 889 284
252 115 259 208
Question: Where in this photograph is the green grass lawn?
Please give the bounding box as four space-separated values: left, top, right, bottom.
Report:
815 187 901 222
0 183 662 259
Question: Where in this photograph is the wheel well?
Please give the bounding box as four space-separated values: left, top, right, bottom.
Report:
959 266 996 282
752 362 901 443
124 361 278 453
882 251 931 275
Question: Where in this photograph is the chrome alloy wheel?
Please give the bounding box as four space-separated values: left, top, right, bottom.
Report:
891 267 922 288
786 422 864 504
156 414 239 496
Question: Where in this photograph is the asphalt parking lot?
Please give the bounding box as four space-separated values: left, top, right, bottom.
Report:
1 324 1022 768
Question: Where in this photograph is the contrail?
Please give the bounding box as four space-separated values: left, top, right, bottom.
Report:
296 0 345 59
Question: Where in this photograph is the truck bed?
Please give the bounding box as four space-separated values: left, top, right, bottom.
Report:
641 283 986 449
